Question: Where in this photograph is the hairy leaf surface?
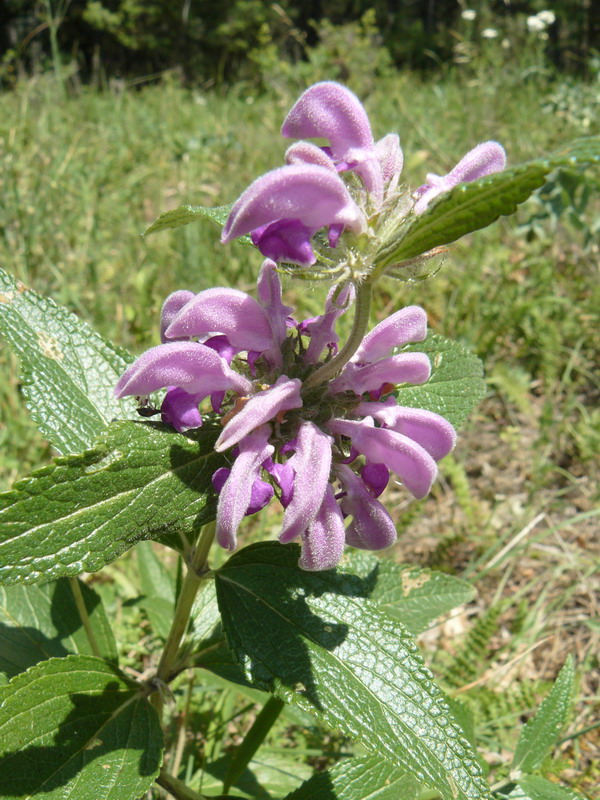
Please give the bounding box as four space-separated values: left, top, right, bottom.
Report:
0 267 135 455
346 552 475 634
0 655 163 800
216 542 491 800
0 421 225 585
397 333 485 430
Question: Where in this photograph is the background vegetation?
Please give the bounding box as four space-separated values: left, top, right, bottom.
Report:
0 4 598 797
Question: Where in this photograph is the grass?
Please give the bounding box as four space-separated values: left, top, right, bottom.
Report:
0 61 598 795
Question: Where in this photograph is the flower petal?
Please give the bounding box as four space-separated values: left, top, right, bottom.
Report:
375 133 404 183
263 457 295 507
215 375 303 452
330 352 431 395
114 341 251 399
221 164 366 245
328 416 438 499
414 141 506 214
360 462 389 497
256 259 293 349
215 426 274 550
301 282 355 364
282 81 374 159
447 140 506 185
279 421 333 543
160 290 195 342
298 484 345 571
213 467 274 516
356 399 456 460
251 219 316 266
165 288 274 353
285 141 337 171
351 305 428 364
336 464 397 551
161 386 203 432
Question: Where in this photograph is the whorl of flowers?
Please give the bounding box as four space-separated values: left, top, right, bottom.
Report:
221 81 506 280
115 81 506 570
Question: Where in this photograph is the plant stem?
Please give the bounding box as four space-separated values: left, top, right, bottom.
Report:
303 278 373 390
156 769 209 800
152 522 215 718
222 696 285 795
69 576 101 658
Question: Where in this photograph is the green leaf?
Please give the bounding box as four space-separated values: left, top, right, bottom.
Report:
396 333 485 430
144 203 232 235
0 420 226 586
346 552 476 635
378 137 600 266
511 656 574 775
0 267 135 456
283 755 420 800
136 541 176 639
0 655 163 800
512 775 585 800
215 542 491 800
0 578 117 682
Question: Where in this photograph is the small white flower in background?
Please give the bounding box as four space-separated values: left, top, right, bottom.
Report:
501 38 511 50
482 28 499 39
527 15 546 32
538 10 556 25
461 9 476 21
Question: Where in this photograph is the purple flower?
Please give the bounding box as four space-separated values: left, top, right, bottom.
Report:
115 261 456 570
221 164 366 266
413 141 507 214
281 81 403 201
220 81 506 278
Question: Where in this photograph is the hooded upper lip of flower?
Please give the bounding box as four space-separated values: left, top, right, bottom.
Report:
221 163 366 267
413 140 507 214
114 260 456 571
281 81 404 203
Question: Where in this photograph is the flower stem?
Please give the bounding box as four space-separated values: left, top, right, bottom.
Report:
152 522 215 719
69 577 102 658
222 696 285 795
156 769 209 800
303 278 373 390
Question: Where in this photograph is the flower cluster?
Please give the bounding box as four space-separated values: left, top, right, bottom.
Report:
115 81 503 570
115 260 455 570
221 81 506 278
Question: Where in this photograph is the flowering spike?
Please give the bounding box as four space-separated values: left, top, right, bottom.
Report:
165 288 274 353
280 422 333 544
414 141 506 214
215 376 302 453
298 484 346 571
